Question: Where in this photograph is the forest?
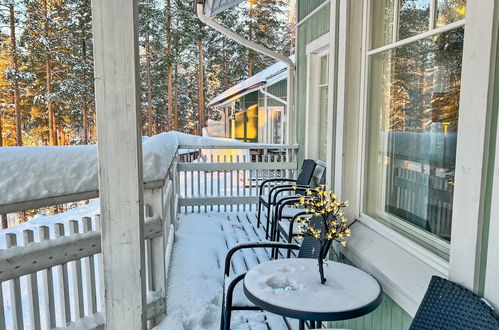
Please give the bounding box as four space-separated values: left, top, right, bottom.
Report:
0 0 294 147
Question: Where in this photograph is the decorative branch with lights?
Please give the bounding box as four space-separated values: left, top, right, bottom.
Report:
294 185 354 284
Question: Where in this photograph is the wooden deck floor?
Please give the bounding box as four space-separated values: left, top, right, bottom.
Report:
163 212 300 330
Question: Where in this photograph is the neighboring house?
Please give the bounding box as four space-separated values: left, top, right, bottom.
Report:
207 57 292 144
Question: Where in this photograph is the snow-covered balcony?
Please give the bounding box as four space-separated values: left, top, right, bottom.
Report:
0 132 300 329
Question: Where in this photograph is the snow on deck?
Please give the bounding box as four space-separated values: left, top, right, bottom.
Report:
156 212 297 330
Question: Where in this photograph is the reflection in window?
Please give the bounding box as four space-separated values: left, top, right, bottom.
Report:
365 28 464 243
437 0 466 27
399 0 430 40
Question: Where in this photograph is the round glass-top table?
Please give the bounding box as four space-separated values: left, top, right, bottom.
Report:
243 258 382 327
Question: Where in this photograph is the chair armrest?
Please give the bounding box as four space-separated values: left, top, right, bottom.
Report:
224 241 300 276
259 178 297 196
270 185 311 204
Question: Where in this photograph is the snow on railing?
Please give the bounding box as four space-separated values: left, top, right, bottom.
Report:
177 143 299 213
0 157 177 329
0 132 299 329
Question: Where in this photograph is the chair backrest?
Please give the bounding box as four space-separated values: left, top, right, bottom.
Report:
296 159 317 185
410 276 499 330
297 216 324 259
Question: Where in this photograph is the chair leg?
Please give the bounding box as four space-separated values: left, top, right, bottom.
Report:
265 204 272 239
273 226 281 259
256 200 262 228
220 306 226 330
223 274 245 330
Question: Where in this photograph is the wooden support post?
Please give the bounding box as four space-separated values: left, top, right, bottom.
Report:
91 0 146 328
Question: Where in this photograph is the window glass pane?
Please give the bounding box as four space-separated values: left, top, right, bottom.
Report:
436 0 466 27
399 0 430 40
320 55 328 85
318 86 328 162
371 0 395 49
365 28 464 247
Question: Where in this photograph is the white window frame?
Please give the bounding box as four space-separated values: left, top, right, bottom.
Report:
352 0 499 306
305 33 331 162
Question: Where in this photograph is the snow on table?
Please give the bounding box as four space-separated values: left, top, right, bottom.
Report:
244 258 382 315
155 212 292 330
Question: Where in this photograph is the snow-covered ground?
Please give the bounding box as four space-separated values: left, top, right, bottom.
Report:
155 212 293 330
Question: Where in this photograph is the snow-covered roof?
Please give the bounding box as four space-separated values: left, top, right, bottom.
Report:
208 55 295 107
203 0 245 17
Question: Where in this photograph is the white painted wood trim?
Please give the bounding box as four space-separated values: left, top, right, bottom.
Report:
326 1 338 190
177 161 297 172
304 34 330 161
449 0 498 290
485 107 499 310
92 0 146 327
367 19 465 56
178 144 299 150
306 33 330 55
178 196 258 207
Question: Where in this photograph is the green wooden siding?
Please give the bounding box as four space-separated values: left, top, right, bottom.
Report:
479 30 499 296
296 2 330 163
258 79 288 107
298 0 328 20
329 293 412 330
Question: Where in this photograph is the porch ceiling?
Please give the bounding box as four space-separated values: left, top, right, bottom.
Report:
202 0 245 17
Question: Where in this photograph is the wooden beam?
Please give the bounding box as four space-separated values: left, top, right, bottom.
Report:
91 0 146 328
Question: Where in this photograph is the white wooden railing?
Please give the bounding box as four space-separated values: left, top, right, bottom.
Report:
177 144 299 213
0 143 298 329
0 163 177 329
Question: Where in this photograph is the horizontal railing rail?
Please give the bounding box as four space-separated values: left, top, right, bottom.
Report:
177 144 299 213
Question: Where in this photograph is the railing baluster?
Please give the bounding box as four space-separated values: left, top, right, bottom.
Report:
236 155 240 212
183 166 187 213
40 226 56 329
23 230 41 330
217 155 221 212
230 155 234 212
224 155 227 212
6 233 23 330
82 217 98 316
204 159 207 213
0 280 5 330
210 154 214 212
190 168 194 213
69 220 85 320
95 215 105 312
197 164 201 213
54 223 71 325
243 155 247 211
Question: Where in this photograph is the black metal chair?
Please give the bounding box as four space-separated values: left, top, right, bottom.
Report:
410 276 499 330
256 159 317 239
270 168 327 247
220 216 324 330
